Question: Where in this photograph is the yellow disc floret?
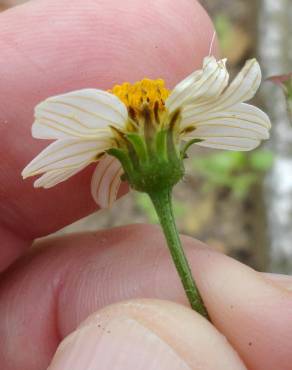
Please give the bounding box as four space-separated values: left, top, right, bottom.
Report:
110 78 170 114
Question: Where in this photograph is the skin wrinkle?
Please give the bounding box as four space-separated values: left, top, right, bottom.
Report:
22 226 192 334
0 225 31 273
151 245 169 298
0 202 33 242
53 225 176 334
0 250 62 367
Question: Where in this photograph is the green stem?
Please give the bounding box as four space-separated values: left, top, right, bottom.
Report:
148 188 209 319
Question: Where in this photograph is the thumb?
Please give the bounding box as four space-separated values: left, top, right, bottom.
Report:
48 299 246 370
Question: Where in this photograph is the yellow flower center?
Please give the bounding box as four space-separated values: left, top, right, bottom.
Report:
110 78 170 114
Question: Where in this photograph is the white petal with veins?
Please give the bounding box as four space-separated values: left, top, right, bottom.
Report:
185 59 261 117
32 89 128 139
183 103 271 130
195 137 261 151
33 163 89 188
91 155 123 208
182 102 271 144
166 57 229 112
22 137 111 179
217 58 261 108
179 59 269 152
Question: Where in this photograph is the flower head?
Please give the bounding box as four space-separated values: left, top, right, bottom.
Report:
22 57 271 207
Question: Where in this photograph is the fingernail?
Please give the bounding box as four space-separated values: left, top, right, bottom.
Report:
48 314 190 370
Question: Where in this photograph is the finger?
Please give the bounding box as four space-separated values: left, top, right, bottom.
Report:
263 272 292 291
1 225 291 370
0 0 216 249
192 245 292 370
49 299 246 370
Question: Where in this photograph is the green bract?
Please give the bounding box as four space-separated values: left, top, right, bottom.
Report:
108 128 185 193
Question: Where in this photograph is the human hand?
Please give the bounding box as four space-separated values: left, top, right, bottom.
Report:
0 1 291 369
1 225 292 370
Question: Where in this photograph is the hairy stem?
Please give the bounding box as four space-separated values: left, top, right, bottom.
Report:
148 188 209 319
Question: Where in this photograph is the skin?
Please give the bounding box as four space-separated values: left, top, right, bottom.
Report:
0 1 291 369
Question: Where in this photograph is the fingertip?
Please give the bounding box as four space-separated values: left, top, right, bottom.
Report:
186 246 292 370
49 299 246 370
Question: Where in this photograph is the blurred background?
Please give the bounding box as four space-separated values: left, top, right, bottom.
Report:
2 0 292 273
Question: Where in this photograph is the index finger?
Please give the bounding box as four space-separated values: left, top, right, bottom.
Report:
0 0 216 266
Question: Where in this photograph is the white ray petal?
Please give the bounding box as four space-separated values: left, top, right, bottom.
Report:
195 137 261 151
184 59 262 117
91 155 123 208
182 102 271 142
22 137 111 178
217 58 261 108
183 102 271 130
32 89 128 139
33 163 89 188
166 56 229 112
187 125 268 140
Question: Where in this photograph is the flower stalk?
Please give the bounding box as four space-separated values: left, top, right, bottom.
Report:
149 188 209 319
107 115 209 318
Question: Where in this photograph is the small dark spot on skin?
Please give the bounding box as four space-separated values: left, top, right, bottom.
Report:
230 305 234 309
97 324 101 328
107 330 111 334
248 342 252 346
